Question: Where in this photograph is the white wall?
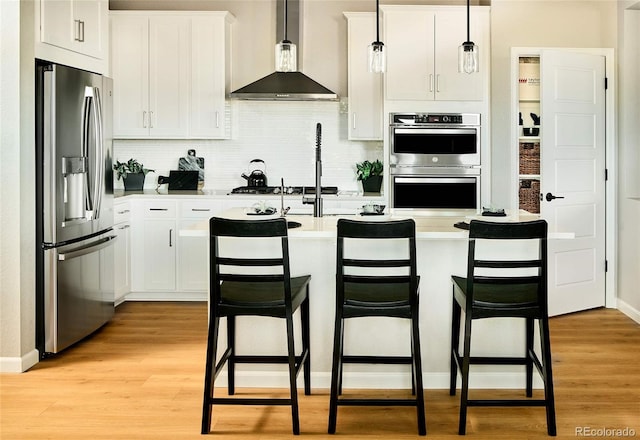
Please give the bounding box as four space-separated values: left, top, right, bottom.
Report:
616 2 640 319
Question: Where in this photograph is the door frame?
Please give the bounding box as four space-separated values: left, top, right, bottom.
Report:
509 47 617 310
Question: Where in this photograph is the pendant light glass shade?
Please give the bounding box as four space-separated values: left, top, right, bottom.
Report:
275 40 297 72
458 42 479 74
458 0 479 74
368 41 385 73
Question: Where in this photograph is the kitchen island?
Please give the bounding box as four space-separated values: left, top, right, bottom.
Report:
180 208 568 390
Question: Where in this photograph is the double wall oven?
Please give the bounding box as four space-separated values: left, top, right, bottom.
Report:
389 113 481 211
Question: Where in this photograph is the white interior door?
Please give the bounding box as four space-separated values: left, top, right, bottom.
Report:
540 50 606 316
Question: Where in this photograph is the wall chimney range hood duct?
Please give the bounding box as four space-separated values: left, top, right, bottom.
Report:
230 0 338 101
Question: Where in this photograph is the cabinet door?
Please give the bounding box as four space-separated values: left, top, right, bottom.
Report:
72 0 106 59
111 15 149 137
40 0 74 50
148 17 190 138
177 219 209 292
384 10 435 101
433 8 486 101
142 219 176 291
113 222 131 303
346 13 383 140
190 16 227 139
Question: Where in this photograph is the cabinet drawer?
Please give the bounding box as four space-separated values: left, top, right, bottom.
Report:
143 201 176 218
114 202 131 223
180 201 216 218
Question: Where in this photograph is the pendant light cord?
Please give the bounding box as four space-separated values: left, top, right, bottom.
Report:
375 0 380 43
466 0 471 43
283 0 289 42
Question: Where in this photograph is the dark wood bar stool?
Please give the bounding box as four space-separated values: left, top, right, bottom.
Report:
201 217 311 435
328 218 426 436
450 219 556 435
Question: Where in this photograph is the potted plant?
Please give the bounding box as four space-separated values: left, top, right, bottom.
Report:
113 159 154 191
356 159 383 193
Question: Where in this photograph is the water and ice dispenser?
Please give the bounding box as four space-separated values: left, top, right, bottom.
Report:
62 156 88 221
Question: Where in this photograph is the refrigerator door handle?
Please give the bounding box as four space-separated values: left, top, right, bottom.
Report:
92 87 104 220
81 92 94 217
57 235 117 261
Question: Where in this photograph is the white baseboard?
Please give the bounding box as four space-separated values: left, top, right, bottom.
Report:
213 371 543 390
616 299 640 324
0 349 39 373
123 291 206 302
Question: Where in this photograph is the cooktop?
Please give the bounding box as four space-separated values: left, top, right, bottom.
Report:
230 186 339 195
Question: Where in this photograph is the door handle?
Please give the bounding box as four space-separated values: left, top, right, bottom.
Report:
545 192 565 202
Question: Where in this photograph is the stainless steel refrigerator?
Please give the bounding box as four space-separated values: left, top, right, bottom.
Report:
35 61 115 358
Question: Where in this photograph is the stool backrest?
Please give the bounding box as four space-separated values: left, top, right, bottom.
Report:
209 217 292 307
467 219 548 311
336 219 418 306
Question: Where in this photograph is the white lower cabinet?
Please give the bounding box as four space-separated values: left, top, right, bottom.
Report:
128 197 223 300
113 201 131 304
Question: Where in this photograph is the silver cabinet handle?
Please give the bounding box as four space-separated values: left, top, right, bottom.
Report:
117 209 130 214
149 208 168 211
352 113 356 130
191 208 210 212
79 20 85 42
169 229 173 247
429 74 434 92
74 20 81 41
436 74 441 93
143 111 147 128
215 111 220 128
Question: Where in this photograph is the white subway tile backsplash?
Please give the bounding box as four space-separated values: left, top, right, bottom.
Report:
113 101 382 192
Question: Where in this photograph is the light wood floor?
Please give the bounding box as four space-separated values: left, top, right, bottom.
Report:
1 302 639 439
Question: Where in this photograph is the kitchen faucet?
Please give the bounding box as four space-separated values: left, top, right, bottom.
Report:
302 123 323 217
280 178 290 217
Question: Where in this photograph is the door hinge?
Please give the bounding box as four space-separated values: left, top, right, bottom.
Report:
605 77 608 90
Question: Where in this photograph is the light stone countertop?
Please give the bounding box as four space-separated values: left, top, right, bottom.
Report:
180 208 573 239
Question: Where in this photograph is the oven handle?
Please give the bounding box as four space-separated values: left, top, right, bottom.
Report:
393 128 478 135
394 177 477 184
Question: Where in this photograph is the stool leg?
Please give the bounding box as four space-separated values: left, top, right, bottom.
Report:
328 310 344 434
540 316 557 436
227 316 236 395
450 295 462 396
411 312 427 436
201 315 220 434
525 317 534 397
301 289 311 396
286 310 300 435
458 312 473 435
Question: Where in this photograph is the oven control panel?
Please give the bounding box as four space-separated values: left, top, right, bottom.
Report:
391 113 479 125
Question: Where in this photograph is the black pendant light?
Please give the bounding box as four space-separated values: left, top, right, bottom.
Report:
458 0 479 74
276 0 297 72
368 0 385 73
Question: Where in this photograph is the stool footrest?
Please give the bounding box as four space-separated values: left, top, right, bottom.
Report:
467 399 549 407
336 398 418 407
210 397 292 406
342 355 412 365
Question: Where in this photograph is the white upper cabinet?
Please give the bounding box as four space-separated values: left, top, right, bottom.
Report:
40 0 107 60
383 5 489 101
344 12 383 141
110 12 234 139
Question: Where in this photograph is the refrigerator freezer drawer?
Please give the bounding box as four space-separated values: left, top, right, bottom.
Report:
44 233 116 354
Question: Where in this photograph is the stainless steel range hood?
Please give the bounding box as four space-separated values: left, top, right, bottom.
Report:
229 0 338 101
